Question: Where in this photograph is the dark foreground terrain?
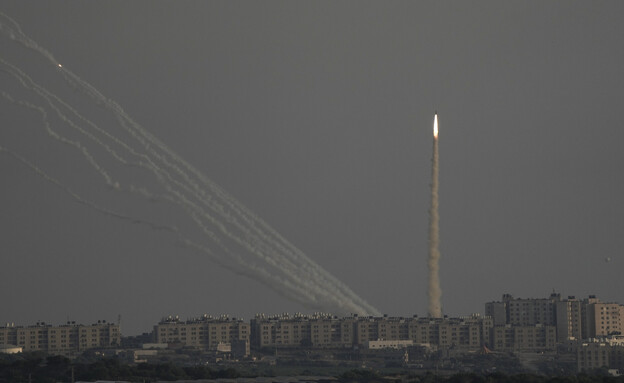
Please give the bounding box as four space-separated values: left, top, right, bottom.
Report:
0 353 622 383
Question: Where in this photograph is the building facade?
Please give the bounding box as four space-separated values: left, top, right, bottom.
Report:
583 298 624 338
250 313 343 348
154 315 249 356
556 296 583 341
485 293 559 327
486 293 624 344
250 313 493 351
490 324 557 351
0 321 120 356
577 339 624 372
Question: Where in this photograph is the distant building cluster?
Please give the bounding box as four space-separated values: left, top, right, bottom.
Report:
485 293 624 372
1 292 624 373
485 293 624 342
0 320 119 356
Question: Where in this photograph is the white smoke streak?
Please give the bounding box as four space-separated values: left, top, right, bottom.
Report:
0 12 380 316
428 114 442 318
0 145 176 232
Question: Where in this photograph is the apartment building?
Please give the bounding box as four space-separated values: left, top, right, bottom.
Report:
486 293 624 343
485 301 507 326
490 324 556 351
0 320 120 356
582 297 624 338
556 296 583 341
154 315 249 355
250 313 492 351
250 313 342 348
486 293 559 327
577 339 624 372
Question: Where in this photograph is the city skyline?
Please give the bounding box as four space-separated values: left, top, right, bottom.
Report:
1 2 623 336
2 290 620 337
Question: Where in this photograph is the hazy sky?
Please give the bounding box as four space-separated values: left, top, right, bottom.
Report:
1 1 623 335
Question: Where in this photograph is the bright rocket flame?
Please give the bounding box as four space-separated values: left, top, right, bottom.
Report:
433 113 438 138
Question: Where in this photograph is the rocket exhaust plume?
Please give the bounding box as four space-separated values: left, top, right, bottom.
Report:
428 112 442 318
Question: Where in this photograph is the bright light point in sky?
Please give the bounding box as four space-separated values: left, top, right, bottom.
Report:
57 63 62 68
433 113 438 138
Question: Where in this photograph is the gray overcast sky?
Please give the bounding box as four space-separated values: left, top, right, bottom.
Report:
1 1 623 335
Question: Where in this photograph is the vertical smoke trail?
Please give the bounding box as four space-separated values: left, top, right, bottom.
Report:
428 113 442 318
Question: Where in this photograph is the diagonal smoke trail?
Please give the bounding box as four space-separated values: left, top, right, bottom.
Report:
0 145 176 232
0 12 380 316
428 113 442 318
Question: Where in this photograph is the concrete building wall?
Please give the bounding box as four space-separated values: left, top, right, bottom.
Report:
355 320 376 345
483 293 624 343
251 320 275 348
490 324 556 351
556 298 582 342
251 314 348 349
48 326 77 354
582 295 601 339
610 344 624 371
155 316 249 353
250 315 491 351
578 342 611 371
481 316 494 346
485 302 507 326
0 322 119 356
486 293 623 343
513 325 556 350
310 319 333 347
485 294 558 328
491 326 514 351
274 320 305 347
507 298 556 326
0 326 18 346
590 303 623 337
340 319 356 345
